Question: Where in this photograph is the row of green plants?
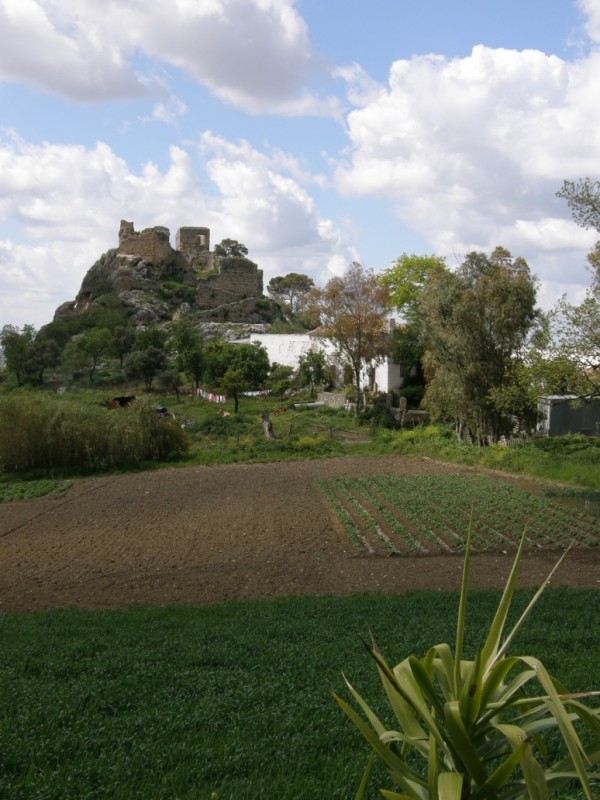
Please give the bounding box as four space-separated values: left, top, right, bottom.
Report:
318 473 599 556
0 586 598 799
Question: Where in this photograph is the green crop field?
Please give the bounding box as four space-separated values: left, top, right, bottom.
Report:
318 474 600 555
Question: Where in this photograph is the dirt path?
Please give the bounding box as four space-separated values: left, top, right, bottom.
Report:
0 456 598 613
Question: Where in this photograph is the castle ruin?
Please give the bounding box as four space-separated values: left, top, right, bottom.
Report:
54 220 272 326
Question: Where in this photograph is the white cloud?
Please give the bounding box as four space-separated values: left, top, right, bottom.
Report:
198 132 355 283
578 0 600 42
147 97 189 126
0 0 337 114
0 0 148 100
334 44 600 306
0 132 355 327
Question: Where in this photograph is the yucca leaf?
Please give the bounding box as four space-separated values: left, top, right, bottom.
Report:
353 751 375 800
395 660 453 758
342 674 389 737
409 655 446 718
478 655 521 712
481 656 519 713
545 738 600 782
520 656 595 799
331 691 428 798
372 653 428 740
478 667 539 729
459 649 484 725
380 730 429 758
454 513 474 690
468 733 528 800
431 644 457 702
443 700 488 786
492 542 573 668
495 722 549 800
561 697 600 735
480 529 527 674
438 771 463 800
428 729 438 800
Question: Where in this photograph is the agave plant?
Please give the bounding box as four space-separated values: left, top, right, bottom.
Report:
333 528 600 799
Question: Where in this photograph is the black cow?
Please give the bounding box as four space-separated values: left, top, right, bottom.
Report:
102 395 136 409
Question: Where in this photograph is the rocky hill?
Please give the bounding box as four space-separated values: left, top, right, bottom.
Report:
54 220 283 330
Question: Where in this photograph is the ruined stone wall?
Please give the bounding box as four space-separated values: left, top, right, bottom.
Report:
194 257 263 309
114 220 263 309
176 227 213 271
118 220 173 266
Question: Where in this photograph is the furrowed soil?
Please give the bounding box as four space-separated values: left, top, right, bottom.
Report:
0 456 598 614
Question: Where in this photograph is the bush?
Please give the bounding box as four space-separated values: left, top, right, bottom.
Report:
0 392 188 473
359 394 400 429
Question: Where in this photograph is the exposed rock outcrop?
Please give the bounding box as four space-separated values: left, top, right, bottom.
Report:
54 221 282 327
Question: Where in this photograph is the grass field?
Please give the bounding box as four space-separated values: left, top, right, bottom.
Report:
0 589 598 800
1 389 599 797
0 589 600 800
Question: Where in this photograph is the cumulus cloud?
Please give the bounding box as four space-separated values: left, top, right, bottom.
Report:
334 44 600 304
198 132 356 284
0 0 148 100
0 0 337 114
578 0 600 42
0 132 354 327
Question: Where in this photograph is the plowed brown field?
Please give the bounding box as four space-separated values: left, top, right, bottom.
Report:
1 456 598 614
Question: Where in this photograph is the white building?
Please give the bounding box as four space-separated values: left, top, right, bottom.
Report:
239 332 403 394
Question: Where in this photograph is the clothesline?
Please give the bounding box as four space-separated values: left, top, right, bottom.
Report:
195 387 271 403
196 387 227 404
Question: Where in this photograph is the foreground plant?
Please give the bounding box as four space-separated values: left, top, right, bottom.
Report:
333 531 600 799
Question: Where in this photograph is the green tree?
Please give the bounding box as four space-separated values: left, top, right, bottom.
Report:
66 328 113 382
172 319 204 391
38 319 71 352
220 368 247 414
421 247 539 443
136 325 168 352
550 184 600 398
267 273 315 313
158 368 183 401
125 347 168 390
27 335 62 385
380 253 445 315
298 350 326 397
214 238 249 258
203 340 269 412
112 325 136 368
0 325 36 386
268 363 294 400
312 262 390 415
556 178 600 233
381 254 446 405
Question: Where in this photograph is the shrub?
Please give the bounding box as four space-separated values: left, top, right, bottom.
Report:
334 530 600 799
0 392 187 473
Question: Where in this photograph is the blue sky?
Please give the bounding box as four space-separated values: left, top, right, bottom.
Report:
1 0 599 328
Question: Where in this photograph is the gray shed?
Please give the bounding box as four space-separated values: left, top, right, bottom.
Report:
537 395 600 436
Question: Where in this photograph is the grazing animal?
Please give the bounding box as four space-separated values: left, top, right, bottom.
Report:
154 406 175 419
274 406 287 415
218 408 231 417
103 395 136 409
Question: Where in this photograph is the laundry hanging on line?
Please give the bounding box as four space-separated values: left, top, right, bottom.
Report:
196 387 227 404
